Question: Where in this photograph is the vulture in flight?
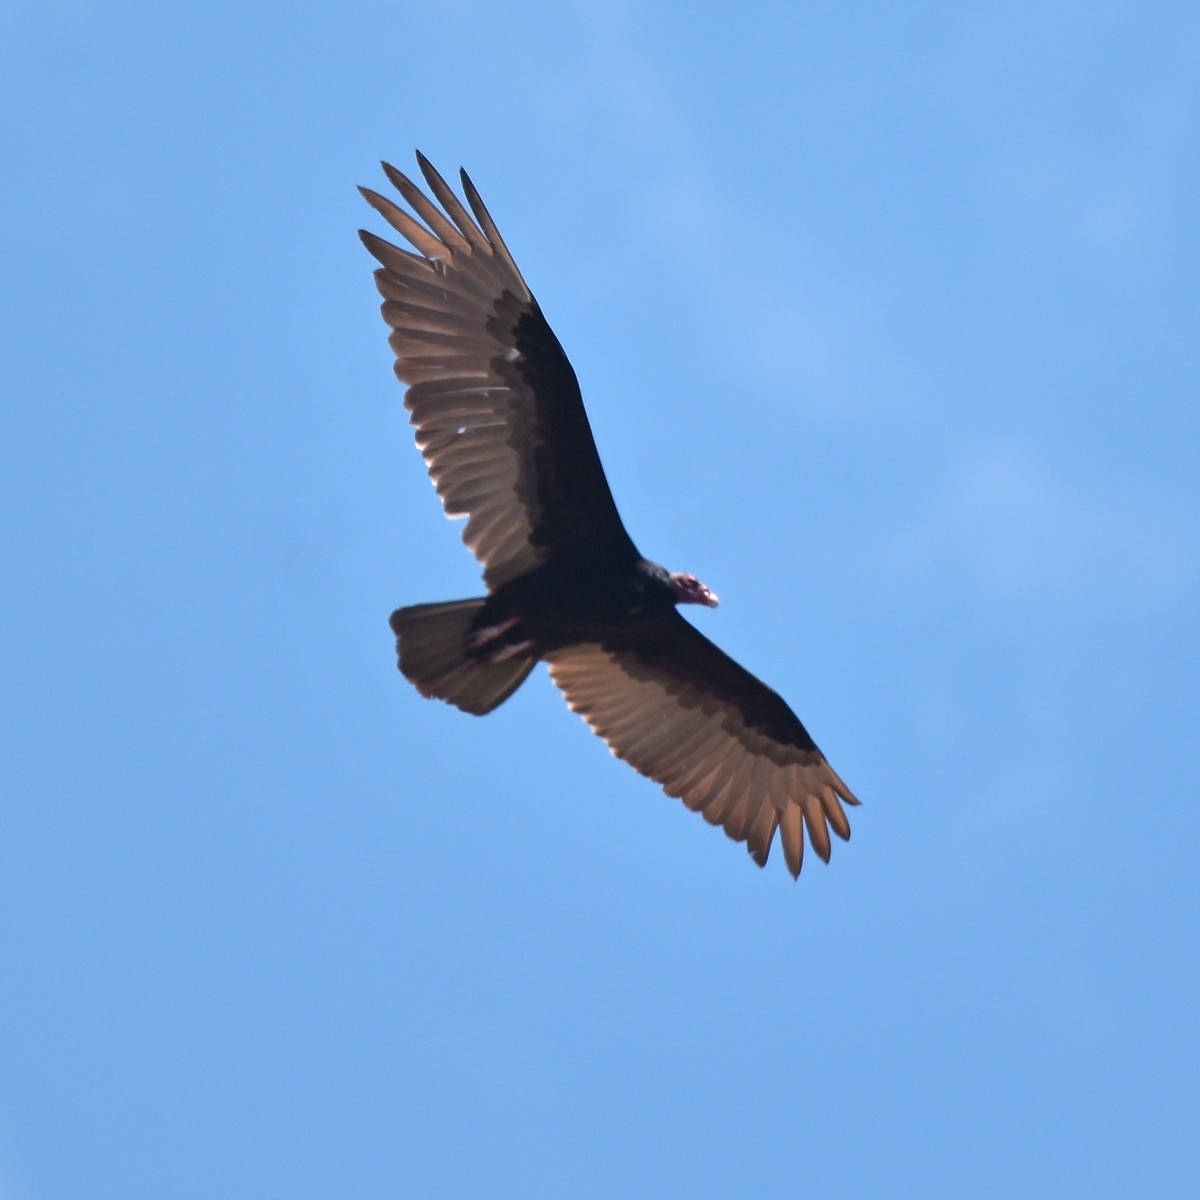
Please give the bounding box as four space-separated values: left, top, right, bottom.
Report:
360 153 858 878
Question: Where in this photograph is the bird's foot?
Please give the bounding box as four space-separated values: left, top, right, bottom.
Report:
483 639 534 662
466 616 520 650
466 616 532 661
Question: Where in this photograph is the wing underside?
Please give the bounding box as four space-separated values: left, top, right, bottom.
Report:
360 155 636 588
546 617 857 877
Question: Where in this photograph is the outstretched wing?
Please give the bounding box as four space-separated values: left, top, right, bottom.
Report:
546 614 858 878
360 153 637 588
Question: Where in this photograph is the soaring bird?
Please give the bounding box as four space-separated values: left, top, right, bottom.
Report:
360 154 858 877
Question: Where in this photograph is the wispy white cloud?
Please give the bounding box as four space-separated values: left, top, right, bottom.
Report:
992 150 1166 273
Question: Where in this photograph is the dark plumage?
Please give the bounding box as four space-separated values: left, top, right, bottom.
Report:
360 153 858 877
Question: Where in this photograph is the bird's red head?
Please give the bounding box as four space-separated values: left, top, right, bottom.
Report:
670 572 719 608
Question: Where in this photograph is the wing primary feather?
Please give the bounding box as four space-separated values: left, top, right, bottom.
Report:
359 187 448 260
822 785 853 842
460 168 529 293
381 161 473 254
802 800 833 864
415 152 492 255
822 763 860 808
779 804 805 878
359 229 434 278
744 800 779 869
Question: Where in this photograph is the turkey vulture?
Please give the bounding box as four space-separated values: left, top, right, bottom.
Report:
360 153 858 877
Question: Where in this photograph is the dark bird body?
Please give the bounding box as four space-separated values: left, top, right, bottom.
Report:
360 154 859 877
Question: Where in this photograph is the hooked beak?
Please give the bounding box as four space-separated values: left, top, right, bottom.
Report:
671 572 719 608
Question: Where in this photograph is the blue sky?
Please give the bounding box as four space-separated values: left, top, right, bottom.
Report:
3 2 1198 1196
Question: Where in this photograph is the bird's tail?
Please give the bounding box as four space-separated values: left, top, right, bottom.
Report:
389 599 535 716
